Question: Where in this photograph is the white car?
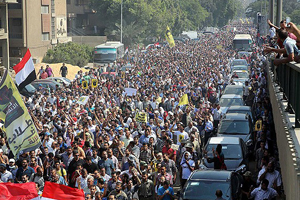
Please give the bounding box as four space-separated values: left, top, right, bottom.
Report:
231 70 249 86
218 94 244 114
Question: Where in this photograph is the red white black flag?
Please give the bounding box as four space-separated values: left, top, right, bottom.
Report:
13 49 36 90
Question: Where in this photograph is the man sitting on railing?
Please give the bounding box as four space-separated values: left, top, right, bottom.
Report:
265 29 300 66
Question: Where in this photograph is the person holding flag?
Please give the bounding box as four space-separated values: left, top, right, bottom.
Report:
165 26 175 48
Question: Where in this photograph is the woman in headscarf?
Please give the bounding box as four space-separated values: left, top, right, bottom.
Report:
179 151 195 187
206 144 227 170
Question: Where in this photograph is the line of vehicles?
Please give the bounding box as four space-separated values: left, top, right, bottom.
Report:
178 34 255 200
18 77 71 97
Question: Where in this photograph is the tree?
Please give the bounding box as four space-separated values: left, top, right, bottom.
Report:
43 42 93 67
90 0 209 45
200 0 241 27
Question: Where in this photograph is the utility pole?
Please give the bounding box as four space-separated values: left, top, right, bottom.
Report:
276 0 282 26
269 0 274 23
121 0 123 43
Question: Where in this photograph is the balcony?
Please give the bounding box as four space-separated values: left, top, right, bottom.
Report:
0 28 8 39
0 0 18 4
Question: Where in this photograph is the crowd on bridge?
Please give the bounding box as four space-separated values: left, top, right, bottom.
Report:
0 23 289 200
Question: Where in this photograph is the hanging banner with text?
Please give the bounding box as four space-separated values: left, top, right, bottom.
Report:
0 70 41 157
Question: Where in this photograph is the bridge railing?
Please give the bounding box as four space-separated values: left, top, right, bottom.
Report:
270 60 300 128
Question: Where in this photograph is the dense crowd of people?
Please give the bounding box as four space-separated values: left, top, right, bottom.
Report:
0 22 288 200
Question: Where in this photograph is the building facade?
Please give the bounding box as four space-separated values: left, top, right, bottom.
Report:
67 0 104 36
0 0 17 68
8 0 70 63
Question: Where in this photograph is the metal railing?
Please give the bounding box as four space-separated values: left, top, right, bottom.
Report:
68 27 87 36
270 59 300 127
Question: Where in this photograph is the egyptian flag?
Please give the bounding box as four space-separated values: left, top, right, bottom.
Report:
0 182 39 200
13 49 36 90
41 182 85 200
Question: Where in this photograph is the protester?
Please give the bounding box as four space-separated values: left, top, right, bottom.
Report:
0 22 283 200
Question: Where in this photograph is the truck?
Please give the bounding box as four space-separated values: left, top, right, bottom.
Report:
93 41 124 68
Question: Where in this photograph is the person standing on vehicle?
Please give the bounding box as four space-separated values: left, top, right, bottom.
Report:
60 63 68 78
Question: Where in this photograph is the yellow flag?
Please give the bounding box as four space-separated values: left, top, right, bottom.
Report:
178 94 189 106
82 80 88 89
135 111 147 123
121 71 125 79
91 79 98 88
165 26 175 48
0 70 41 157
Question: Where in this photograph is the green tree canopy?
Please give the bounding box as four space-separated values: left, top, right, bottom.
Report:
90 0 241 45
43 42 93 67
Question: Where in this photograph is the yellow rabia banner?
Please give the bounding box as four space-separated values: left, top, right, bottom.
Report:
135 111 147 123
91 79 98 88
0 70 41 157
82 80 88 89
165 26 175 48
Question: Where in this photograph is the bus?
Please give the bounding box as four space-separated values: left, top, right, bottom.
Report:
233 34 252 51
93 41 124 67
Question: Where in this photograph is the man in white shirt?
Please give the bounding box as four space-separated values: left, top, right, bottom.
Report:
0 163 13 182
250 179 278 200
174 123 189 145
204 116 213 145
257 162 281 192
212 104 222 129
43 132 54 153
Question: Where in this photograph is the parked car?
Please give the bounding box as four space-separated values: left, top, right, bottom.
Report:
31 79 61 91
218 94 244 114
18 83 36 97
217 113 254 152
46 77 71 86
222 85 244 97
226 106 254 123
177 167 245 200
202 137 249 171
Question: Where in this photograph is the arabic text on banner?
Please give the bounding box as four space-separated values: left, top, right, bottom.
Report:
0 70 41 157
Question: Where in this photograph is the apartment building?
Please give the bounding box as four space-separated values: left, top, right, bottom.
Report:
0 0 17 68
67 0 104 36
8 0 70 63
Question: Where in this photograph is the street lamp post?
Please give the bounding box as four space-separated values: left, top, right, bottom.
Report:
121 0 123 43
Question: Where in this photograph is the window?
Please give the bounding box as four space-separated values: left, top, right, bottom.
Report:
8 0 22 9
42 33 50 41
75 0 85 6
9 18 22 39
41 6 49 14
12 18 22 26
